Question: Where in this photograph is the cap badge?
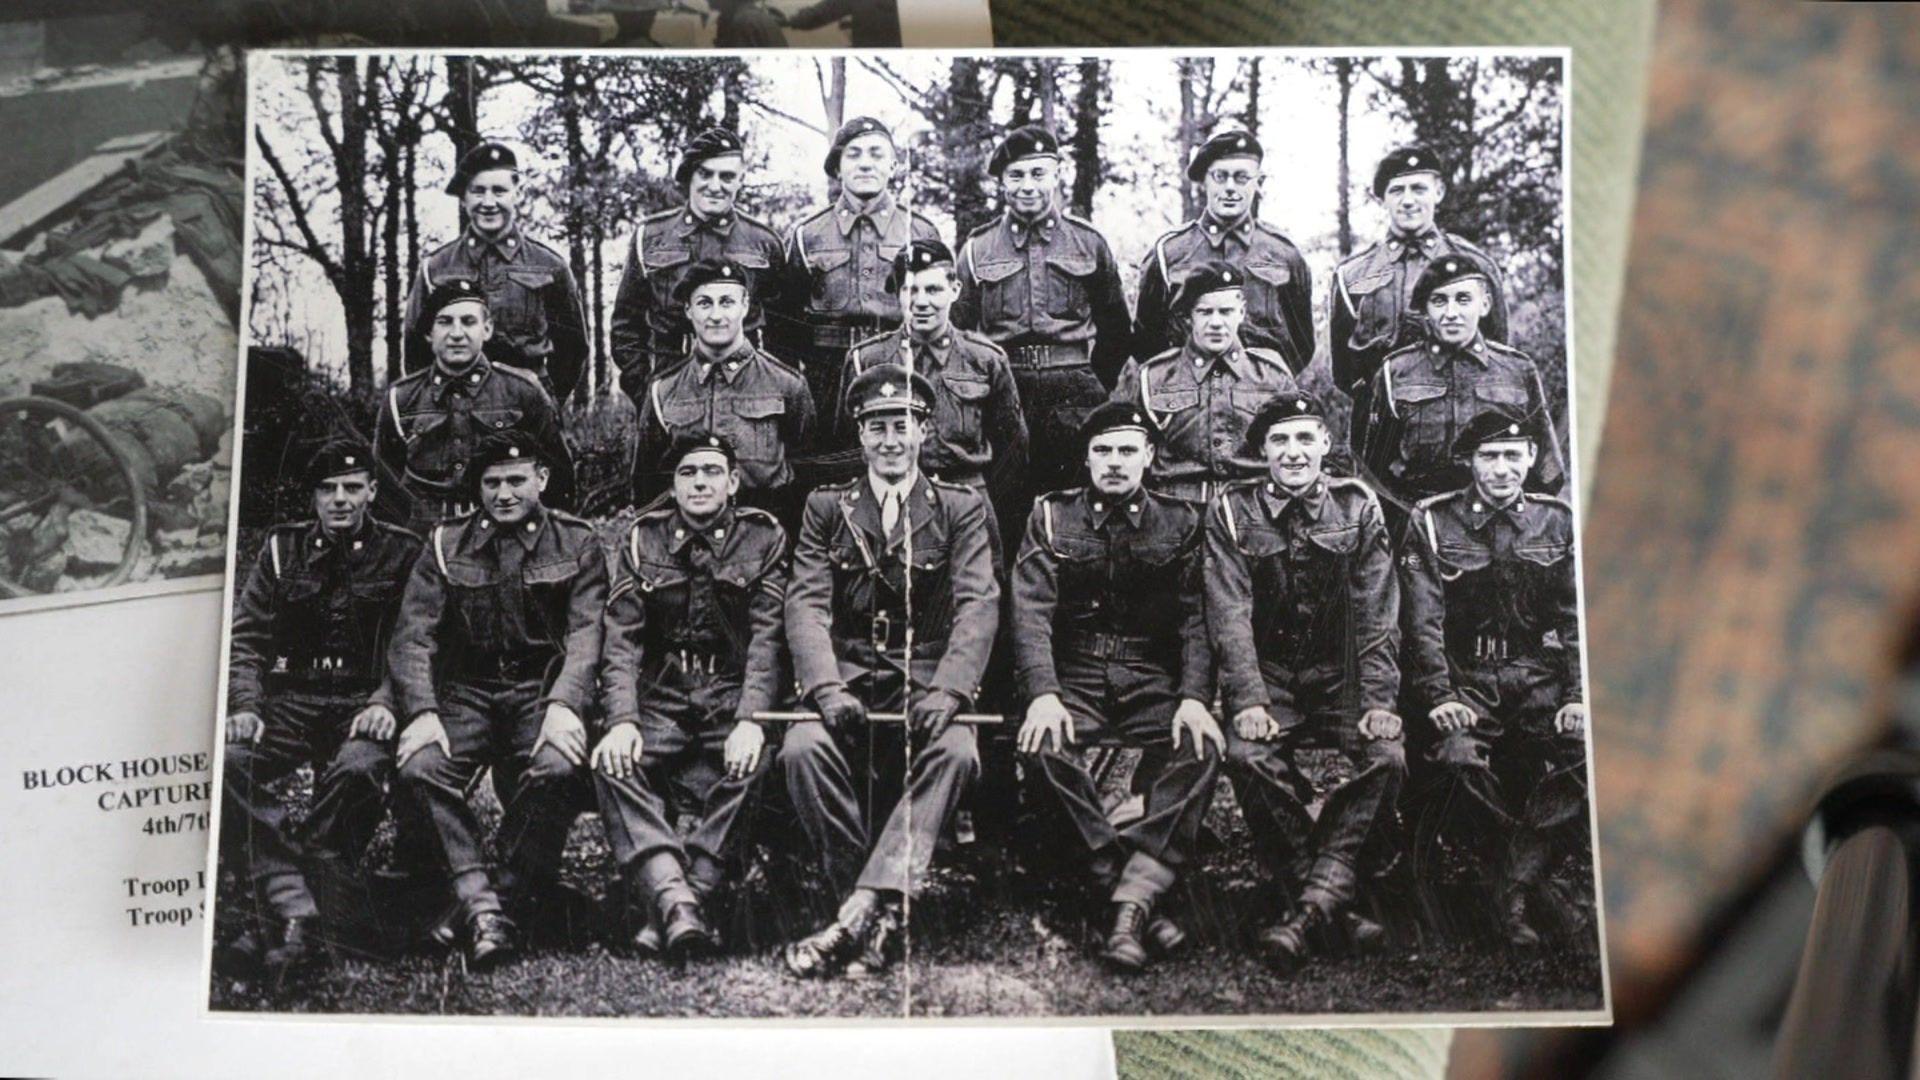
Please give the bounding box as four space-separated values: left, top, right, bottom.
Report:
880 382 896 397
344 454 357 465
507 446 520 458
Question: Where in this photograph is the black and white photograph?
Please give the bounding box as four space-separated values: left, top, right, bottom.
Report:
206 46 1604 1025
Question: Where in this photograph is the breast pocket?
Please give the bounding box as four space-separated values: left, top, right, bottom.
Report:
524 557 581 634
1145 386 1200 447
1346 271 1398 347
634 560 692 622
1474 381 1531 413
471 406 525 435
657 395 706 434
500 268 555 335
445 557 507 650
1044 254 1096 319
1390 381 1450 460
644 248 692 317
1243 261 1293 332
722 395 788 463
937 373 992 448
972 258 1024 326
808 248 853 312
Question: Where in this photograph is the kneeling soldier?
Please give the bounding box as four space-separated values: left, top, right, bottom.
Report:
1207 391 1405 971
220 438 421 975
780 364 999 979
387 432 607 970
593 431 789 960
1400 409 1586 948
1013 402 1222 972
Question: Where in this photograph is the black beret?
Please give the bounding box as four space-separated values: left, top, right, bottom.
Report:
305 436 374 486
845 364 934 421
824 115 893 178
988 124 1061 178
1410 252 1497 310
673 258 751 305
674 127 746 188
445 141 519 196
1452 408 1541 458
663 430 736 471
885 238 956 293
1371 144 1446 198
421 277 489 322
1242 390 1330 457
1187 129 1264 182
1169 259 1246 317
1080 400 1163 449
467 430 547 494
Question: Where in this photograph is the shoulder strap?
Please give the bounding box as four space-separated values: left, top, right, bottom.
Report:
1423 507 1441 554
1382 357 1398 417
432 524 449 576
629 522 642 570
793 221 810 270
388 385 406 438
1042 497 1055 546
1220 493 1240 546
649 379 667 427
1154 234 1170 284
1139 365 1154 415
268 534 282 579
963 235 977 280
633 219 644 269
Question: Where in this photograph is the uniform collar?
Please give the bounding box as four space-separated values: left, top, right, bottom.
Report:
667 504 737 554
1199 210 1252 247
692 337 755 381
430 355 493 396
678 206 737 237
1464 488 1526 531
1424 333 1490 368
1006 209 1058 249
1177 339 1254 382
1261 477 1327 523
902 325 955 365
1385 227 1441 258
476 503 548 550
1088 487 1146 531
307 516 374 555
835 189 897 236
465 223 524 261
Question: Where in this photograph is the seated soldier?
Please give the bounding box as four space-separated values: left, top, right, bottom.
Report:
779 365 999 980
218 438 420 976
386 431 607 970
592 431 790 960
1399 409 1587 948
1012 402 1222 973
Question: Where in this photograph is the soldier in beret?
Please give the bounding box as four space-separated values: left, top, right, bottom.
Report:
376 278 574 536
1108 259 1299 504
779 364 999 979
403 140 589 401
610 128 787 402
1399 409 1586 949
1134 130 1314 373
632 258 815 527
1012 402 1222 972
592 431 791 960
835 238 1027 529
777 116 942 425
1357 253 1563 536
1334 145 1509 451
955 124 1134 524
217 439 423 977
385 432 608 970
1206 390 1405 972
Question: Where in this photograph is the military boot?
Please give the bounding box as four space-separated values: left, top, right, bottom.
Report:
263 915 316 976
1100 900 1152 973
1502 889 1541 949
1146 913 1187 955
843 904 901 978
1258 901 1329 972
467 910 516 972
663 901 716 960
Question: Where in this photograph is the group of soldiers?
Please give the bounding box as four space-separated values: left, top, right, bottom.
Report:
219 115 1589 986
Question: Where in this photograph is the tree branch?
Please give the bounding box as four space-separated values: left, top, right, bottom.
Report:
303 59 345 166
744 96 827 136
254 125 342 285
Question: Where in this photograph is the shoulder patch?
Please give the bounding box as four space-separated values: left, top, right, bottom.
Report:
1524 492 1575 513
1156 221 1199 246
736 209 777 233
1062 212 1101 233
737 505 782 526
522 234 567 261
492 363 546 391
548 509 593 528
957 328 1007 357
850 330 895 354
1338 244 1380 275
965 217 998 240
1243 345 1291 370
754 346 807 381
1251 219 1296 243
425 236 460 259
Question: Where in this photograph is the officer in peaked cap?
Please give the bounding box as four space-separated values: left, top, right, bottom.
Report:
1334 143 1510 455
1136 129 1313 373
612 127 786 402
404 140 588 400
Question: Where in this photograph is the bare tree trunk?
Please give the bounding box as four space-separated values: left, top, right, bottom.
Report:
943 57 993 237
403 140 418 286
1068 58 1104 219
335 57 377 399
381 164 401 384
822 57 847 132
592 239 606 394
1176 59 1214 220
1242 56 1262 136
1335 57 1353 256
560 57 590 404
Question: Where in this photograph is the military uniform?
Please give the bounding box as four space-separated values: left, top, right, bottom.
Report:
609 130 787 400
1399 417 1585 942
222 468 421 935
386 439 607 938
837 326 1027 501
632 336 815 515
783 0 902 46
1109 338 1298 504
1012 455 1218 924
1207 468 1404 925
780 374 999 897
594 481 789 938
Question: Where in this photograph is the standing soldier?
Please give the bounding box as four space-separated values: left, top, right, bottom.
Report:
403 140 589 402
1134 131 1314 373
1334 145 1508 451
779 365 999 980
778 116 942 425
1357 254 1563 536
836 238 1027 535
386 432 607 970
632 258 815 525
1109 261 1299 504
954 124 1133 512
609 128 787 402
1012 402 1222 973
218 439 421 976
376 279 575 535
592 431 790 960
1207 390 1405 972
1400 409 1586 949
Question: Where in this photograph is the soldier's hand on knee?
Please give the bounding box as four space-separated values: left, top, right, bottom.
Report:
350 702 397 741
226 711 263 745
533 703 589 767
912 690 964 741
815 687 866 731
396 712 449 767
1230 705 1278 744
1360 709 1403 741
1429 701 1477 733
1175 699 1228 757
591 723 643 778
1019 693 1074 755
724 720 766 779
1555 702 1587 735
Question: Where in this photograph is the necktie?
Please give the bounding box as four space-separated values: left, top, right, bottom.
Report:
882 489 901 537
